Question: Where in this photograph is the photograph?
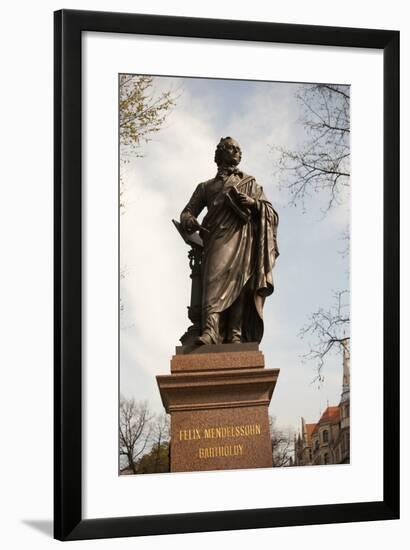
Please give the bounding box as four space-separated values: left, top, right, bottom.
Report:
119 74 351 475
52 8 399 541
0 1 404 547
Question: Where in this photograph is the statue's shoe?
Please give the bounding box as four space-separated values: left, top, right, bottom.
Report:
227 335 242 344
196 333 213 346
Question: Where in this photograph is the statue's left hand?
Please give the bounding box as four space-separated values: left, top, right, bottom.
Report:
237 192 255 208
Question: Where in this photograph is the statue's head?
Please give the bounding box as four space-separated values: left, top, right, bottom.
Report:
214 137 242 167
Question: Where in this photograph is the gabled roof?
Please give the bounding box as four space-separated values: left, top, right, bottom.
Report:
321 406 340 423
305 423 316 445
312 406 340 434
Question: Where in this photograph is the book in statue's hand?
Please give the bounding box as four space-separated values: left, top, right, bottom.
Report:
225 186 251 223
172 219 204 249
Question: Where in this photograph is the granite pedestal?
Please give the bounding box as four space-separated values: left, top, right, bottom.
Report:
156 343 279 473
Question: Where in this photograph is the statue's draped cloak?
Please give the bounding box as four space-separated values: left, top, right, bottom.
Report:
181 172 279 343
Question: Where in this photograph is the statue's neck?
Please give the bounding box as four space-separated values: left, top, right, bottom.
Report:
216 163 240 178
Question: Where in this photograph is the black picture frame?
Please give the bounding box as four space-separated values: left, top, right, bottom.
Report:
54 9 400 541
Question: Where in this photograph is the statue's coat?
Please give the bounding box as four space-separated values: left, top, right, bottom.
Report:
181 171 279 343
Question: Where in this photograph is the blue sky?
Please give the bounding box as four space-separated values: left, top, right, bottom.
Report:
120 75 350 435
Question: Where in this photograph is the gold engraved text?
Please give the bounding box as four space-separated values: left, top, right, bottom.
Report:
179 429 202 441
203 424 261 439
198 444 244 459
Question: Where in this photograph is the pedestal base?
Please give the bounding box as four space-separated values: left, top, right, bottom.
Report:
156 344 279 473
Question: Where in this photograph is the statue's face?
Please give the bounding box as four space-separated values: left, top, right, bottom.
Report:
219 138 242 166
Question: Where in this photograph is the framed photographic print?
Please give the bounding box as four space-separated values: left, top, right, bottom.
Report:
54 9 400 541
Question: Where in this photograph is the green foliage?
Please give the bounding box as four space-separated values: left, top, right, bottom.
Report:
119 74 176 157
136 443 170 474
119 75 177 212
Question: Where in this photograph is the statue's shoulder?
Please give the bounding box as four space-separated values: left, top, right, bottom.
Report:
190 178 214 197
199 177 216 189
238 172 267 198
239 171 255 183
239 172 259 188
194 178 216 196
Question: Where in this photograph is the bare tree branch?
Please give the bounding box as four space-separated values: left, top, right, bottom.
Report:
274 83 350 213
150 414 171 474
269 416 294 467
300 290 350 382
274 83 351 378
119 397 154 474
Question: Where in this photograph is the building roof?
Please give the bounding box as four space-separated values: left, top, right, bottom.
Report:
321 406 340 422
305 423 316 445
312 406 340 434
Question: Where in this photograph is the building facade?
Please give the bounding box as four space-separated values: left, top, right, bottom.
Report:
294 341 350 466
335 339 350 464
294 418 316 466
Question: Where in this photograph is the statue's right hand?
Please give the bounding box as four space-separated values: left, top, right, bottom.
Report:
185 217 200 234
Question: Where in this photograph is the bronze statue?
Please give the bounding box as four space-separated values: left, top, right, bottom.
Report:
177 137 279 346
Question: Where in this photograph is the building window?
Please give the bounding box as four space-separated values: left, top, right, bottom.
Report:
324 453 329 465
323 430 329 443
315 440 319 451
